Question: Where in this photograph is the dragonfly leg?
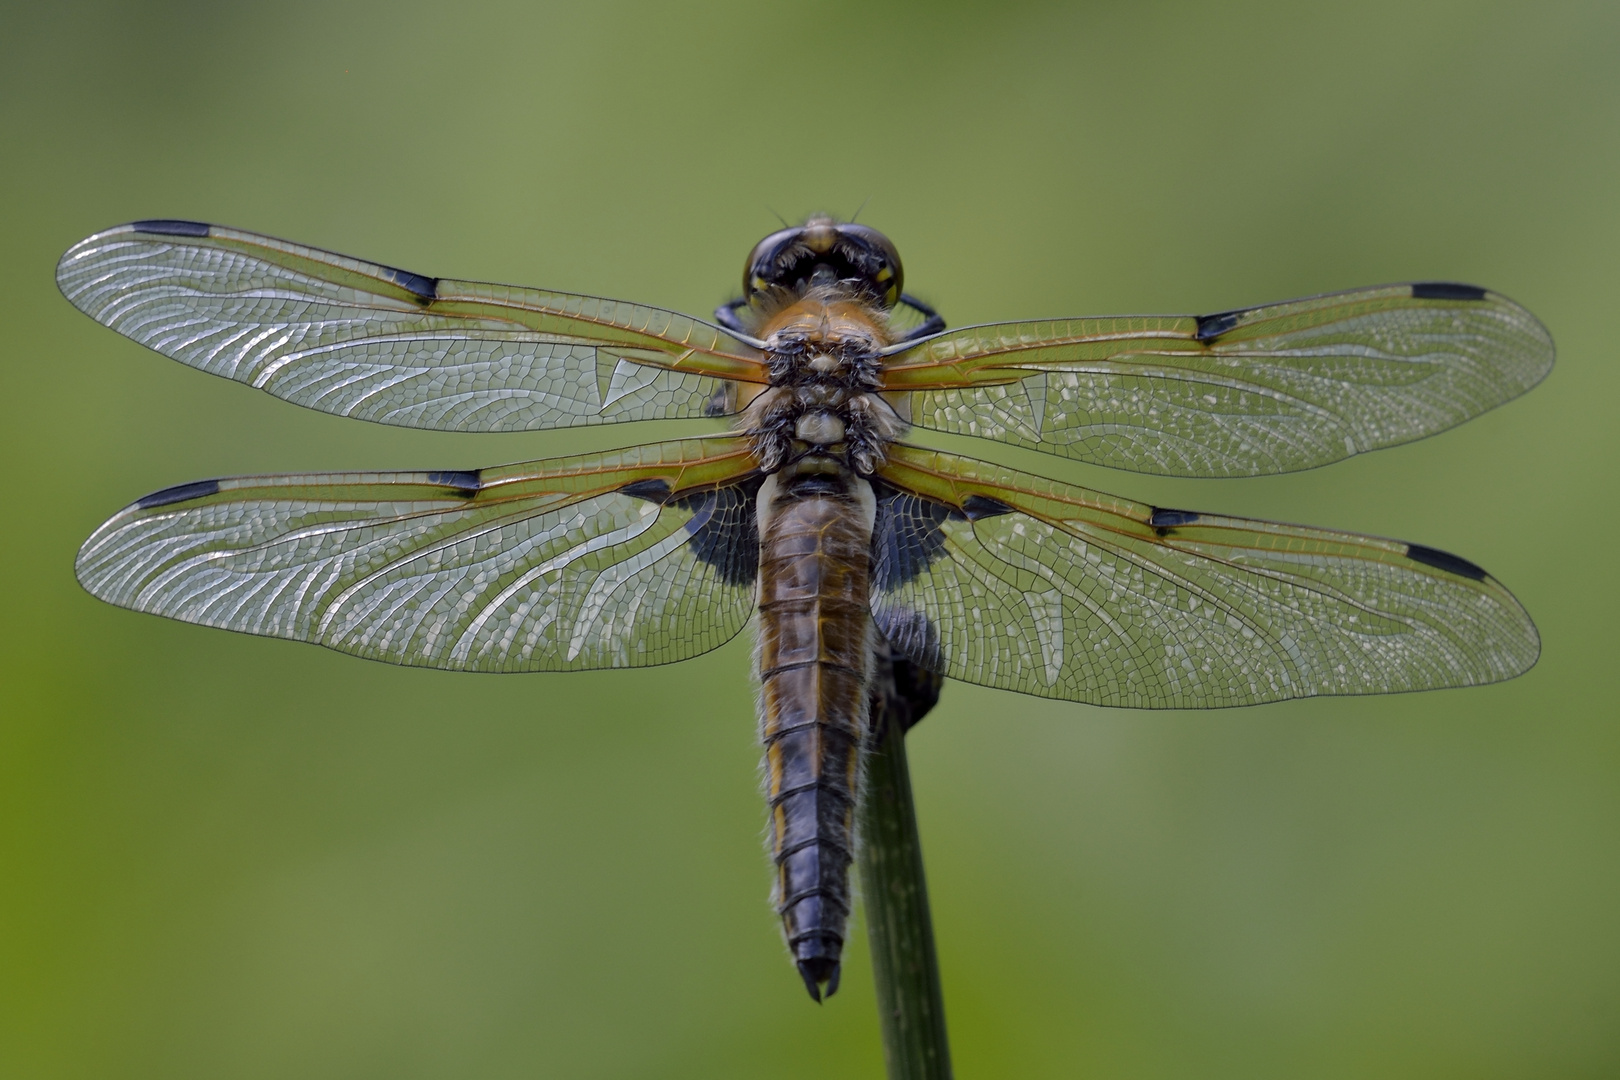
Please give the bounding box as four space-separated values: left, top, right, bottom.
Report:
714 297 751 334
870 635 943 738
892 293 947 343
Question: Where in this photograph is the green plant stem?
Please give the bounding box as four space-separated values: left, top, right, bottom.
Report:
858 644 953 1080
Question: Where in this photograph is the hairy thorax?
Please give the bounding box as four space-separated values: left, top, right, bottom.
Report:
740 290 906 477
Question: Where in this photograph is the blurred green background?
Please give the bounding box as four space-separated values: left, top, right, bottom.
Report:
3 1 1616 1077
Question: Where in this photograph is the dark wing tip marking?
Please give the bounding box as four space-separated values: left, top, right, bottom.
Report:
1411 282 1488 301
1195 309 1243 341
123 222 437 301
1405 543 1488 581
1150 508 1201 528
136 478 221 509
961 494 1014 521
426 470 481 496
130 219 212 238
383 264 439 303
620 478 673 504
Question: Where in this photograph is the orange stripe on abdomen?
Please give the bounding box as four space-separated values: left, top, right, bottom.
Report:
755 472 874 1001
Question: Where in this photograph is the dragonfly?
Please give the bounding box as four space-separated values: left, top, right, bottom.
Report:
58 216 1550 1002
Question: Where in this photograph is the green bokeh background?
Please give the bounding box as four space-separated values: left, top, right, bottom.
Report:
3 2 1616 1077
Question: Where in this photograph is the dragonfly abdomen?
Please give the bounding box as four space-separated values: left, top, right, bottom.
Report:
755 467 877 1002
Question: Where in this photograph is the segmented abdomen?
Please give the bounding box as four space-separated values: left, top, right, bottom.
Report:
755 472 875 1001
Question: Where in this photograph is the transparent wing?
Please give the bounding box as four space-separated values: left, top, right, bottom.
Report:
56 221 767 432
882 284 1553 477
76 437 762 671
870 444 1538 707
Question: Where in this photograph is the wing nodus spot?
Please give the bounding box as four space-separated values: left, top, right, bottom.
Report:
130 219 211 238
619 478 672 504
1150 508 1201 529
136 479 220 508
1195 309 1242 341
1405 543 1488 581
1411 282 1488 301
427 470 481 496
383 264 439 303
961 494 1014 520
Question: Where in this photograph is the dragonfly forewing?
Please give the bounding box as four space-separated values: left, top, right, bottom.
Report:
882 284 1553 476
56 221 767 433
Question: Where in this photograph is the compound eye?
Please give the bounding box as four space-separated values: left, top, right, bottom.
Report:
740 220 907 307
838 224 904 308
871 258 899 307
742 226 803 300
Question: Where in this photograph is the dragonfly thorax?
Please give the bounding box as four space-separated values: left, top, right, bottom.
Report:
743 385 902 477
758 293 888 382
744 294 903 476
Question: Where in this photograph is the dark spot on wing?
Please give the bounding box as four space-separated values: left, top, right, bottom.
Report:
873 605 943 676
703 383 734 417
383 264 438 303
674 481 759 587
130 219 211 238
427 470 481 496
1196 309 1243 341
620 478 672 504
1150 508 1200 528
1405 543 1488 581
137 479 220 509
871 485 952 591
961 494 1014 520
869 485 951 675
1411 282 1487 302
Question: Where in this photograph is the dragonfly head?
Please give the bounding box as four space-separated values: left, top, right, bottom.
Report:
743 215 903 310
